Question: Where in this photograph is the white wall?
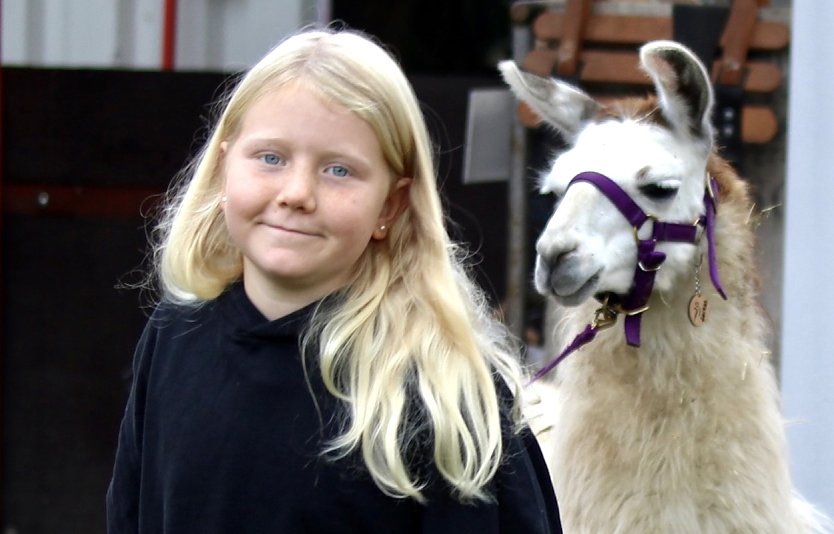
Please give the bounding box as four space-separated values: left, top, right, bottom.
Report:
781 0 834 520
1 0 326 70
2 0 124 67
174 0 308 70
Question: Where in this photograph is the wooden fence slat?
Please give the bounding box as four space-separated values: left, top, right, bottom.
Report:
740 105 779 144
533 13 789 51
523 48 781 93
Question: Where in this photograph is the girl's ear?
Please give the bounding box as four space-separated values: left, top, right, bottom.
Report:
373 177 412 240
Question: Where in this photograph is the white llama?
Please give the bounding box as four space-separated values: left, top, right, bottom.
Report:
500 41 831 533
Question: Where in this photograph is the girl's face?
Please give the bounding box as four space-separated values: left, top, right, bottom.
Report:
220 83 409 317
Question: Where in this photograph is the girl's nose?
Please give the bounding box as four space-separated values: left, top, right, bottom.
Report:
275 166 317 212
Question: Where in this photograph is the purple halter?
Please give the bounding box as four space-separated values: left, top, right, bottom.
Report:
529 171 726 383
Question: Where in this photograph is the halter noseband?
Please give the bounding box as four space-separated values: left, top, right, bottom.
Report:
530 171 726 383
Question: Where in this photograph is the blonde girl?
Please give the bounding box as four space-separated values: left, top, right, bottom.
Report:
107 27 561 533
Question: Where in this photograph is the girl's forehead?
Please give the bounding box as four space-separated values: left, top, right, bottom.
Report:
229 83 355 138
255 81 337 113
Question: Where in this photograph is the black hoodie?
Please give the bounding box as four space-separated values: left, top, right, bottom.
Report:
106 282 562 533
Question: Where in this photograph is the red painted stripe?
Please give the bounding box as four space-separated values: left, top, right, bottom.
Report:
3 185 163 219
162 0 178 70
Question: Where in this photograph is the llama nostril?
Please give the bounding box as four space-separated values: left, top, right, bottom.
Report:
542 248 578 272
555 250 573 267
539 248 587 294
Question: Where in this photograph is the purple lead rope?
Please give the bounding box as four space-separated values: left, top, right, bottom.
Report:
529 324 599 384
704 177 727 300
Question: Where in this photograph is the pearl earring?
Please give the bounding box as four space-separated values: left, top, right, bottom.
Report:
379 225 386 231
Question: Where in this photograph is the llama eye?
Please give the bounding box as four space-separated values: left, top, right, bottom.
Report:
539 188 562 206
639 182 679 201
546 191 564 207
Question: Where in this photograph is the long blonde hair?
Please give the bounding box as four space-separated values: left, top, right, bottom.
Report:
153 28 525 502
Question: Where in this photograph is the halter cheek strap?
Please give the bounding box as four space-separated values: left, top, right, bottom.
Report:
529 171 726 383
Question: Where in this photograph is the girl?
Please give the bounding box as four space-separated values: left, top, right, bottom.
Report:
107 28 561 533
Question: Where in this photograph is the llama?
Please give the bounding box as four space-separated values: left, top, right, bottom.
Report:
500 41 831 533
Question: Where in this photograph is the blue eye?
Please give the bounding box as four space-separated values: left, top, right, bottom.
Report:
261 153 282 166
327 165 350 178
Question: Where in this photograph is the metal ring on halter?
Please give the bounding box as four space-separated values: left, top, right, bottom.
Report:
691 217 706 243
619 304 650 316
706 174 718 205
638 260 662 272
607 301 651 317
631 214 658 244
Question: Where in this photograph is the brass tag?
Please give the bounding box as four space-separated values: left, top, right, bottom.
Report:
688 294 709 326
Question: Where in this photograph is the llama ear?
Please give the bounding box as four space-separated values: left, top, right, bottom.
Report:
498 60 600 142
639 40 714 143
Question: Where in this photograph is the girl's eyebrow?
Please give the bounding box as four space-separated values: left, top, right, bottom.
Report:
237 135 286 147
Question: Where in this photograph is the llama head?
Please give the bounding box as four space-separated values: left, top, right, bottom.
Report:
499 40 715 306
